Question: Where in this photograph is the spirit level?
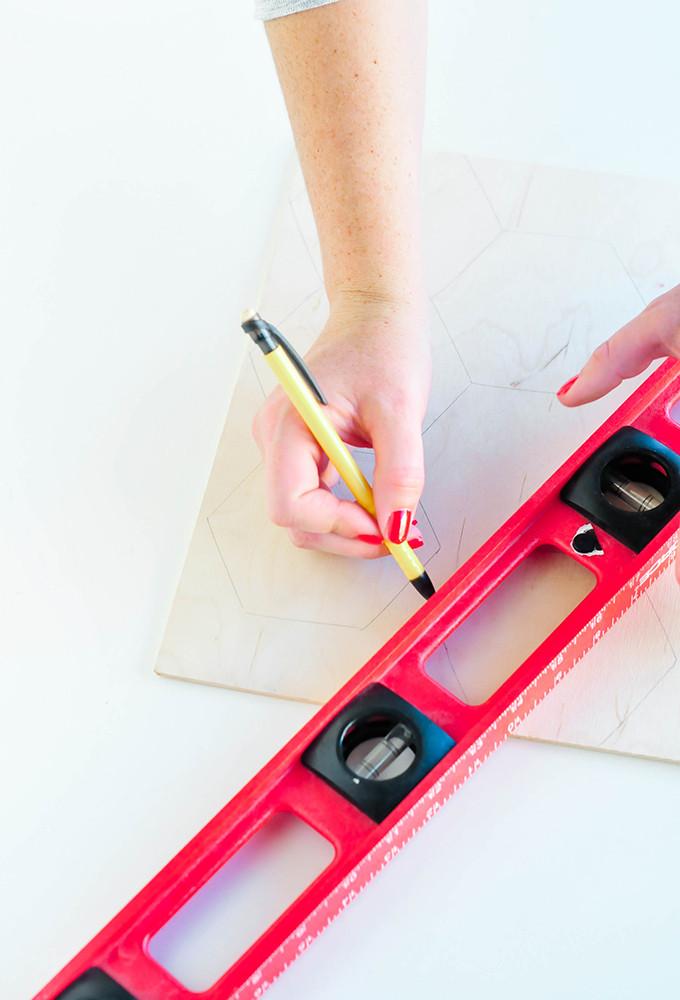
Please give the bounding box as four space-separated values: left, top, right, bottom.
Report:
36 359 680 1000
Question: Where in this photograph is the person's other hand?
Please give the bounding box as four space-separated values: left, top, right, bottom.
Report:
557 283 680 581
556 284 680 405
252 294 431 558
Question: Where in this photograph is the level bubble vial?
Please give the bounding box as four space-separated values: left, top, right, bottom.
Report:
342 718 416 781
601 454 668 513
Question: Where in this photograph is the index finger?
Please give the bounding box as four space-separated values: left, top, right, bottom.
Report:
263 413 380 539
559 294 680 406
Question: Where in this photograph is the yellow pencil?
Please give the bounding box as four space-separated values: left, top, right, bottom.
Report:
241 310 435 600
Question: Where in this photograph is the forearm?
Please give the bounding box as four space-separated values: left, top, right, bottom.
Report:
265 0 427 311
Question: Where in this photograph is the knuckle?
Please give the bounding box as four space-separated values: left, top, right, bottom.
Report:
591 338 630 380
388 465 425 495
267 499 292 528
327 514 344 537
591 339 613 367
288 528 311 549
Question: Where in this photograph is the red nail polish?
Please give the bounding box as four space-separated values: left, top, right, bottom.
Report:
357 534 384 545
409 538 424 550
557 375 579 398
386 509 413 544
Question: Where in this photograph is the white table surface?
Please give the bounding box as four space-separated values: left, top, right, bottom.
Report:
3 3 679 998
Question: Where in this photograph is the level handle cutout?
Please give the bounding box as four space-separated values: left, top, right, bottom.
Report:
147 813 334 993
425 546 596 705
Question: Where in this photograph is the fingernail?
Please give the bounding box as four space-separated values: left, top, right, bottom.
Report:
557 375 579 398
412 519 418 526
357 534 384 546
409 538 424 550
386 509 413 544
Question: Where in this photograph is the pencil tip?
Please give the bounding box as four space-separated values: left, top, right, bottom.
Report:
411 571 435 601
241 308 259 325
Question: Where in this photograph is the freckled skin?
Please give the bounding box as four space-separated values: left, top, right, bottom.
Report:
255 1 430 559
265 1 426 309
258 0 680 582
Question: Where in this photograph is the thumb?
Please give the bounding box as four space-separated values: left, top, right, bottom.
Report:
368 408 426 544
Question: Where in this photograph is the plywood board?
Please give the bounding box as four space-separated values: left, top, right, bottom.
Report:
156 152 680 762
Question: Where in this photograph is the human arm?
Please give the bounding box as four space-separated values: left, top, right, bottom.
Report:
252 0 429 557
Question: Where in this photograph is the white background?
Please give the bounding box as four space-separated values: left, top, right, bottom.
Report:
3 2 680 998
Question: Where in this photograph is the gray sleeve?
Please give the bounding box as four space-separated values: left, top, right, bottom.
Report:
255 0 343 21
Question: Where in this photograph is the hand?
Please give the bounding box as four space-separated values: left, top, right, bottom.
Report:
556 284 680 406
252 294 431 558
557 283 680 582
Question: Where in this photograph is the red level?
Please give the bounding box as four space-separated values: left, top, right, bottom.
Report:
37 360 680 1000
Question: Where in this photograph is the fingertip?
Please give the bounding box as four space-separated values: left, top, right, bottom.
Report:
555 367 622 407
385 508 415 544
557 376 624 408
556 375 580 401
556 373 600 407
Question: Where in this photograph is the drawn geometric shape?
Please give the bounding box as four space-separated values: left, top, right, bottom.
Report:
647 551 680 653
257 194 322 326
600 659 680 761
434 232 643 393
290 185 322 279
424 299 469 429
289 152 502 303
201 351 264 512
419 382 622 583
420 151 501 296
515 587 676 757
157 150 680 763
156 516 267 688
208 462 438 629
469 155 680 304
466 156 538 231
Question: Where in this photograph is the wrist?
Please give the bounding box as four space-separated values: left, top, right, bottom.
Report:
323 211 426 315
327 282 428 322
311 291 432 383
